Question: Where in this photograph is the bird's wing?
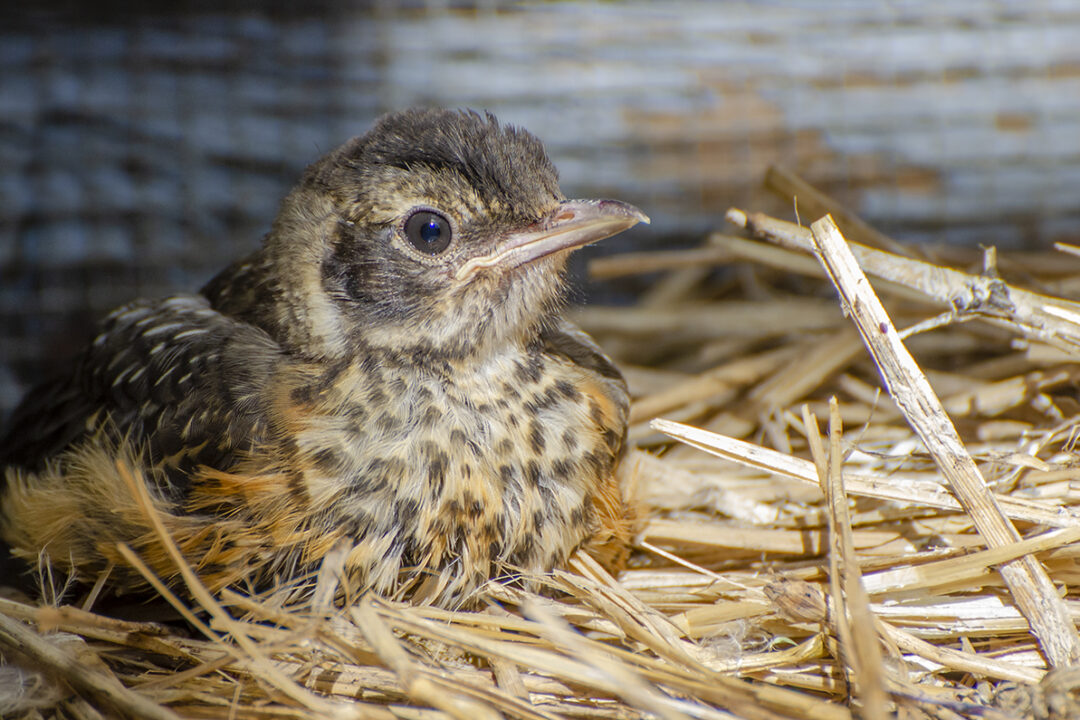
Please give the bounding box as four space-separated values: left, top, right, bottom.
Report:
0 294 282 485
540 318 629 454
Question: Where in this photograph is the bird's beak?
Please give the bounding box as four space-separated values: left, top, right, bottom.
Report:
456 199 649 282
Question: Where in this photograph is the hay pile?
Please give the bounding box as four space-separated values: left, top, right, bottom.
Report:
5 167 1080 720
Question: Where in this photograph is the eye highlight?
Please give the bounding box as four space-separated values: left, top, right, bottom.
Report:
405 210 452 255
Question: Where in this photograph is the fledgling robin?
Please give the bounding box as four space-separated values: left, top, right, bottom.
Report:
0 108 646 606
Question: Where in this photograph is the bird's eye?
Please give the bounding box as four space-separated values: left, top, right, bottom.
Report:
405 210 452 255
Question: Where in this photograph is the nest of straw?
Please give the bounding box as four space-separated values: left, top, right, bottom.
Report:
5 166 1080 720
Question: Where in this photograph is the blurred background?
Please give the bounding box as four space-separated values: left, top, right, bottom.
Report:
2 0 1080 419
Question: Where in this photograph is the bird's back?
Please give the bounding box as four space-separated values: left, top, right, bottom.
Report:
1 290 280 483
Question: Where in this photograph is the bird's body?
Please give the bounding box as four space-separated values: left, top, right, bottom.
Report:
0 109 645 605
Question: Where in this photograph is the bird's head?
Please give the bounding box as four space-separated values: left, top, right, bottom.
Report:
263 108 647 360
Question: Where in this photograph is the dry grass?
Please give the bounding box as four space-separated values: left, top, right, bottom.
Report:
5 166 1080 719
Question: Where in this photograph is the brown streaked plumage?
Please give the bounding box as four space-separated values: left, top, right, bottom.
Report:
0 109 646 606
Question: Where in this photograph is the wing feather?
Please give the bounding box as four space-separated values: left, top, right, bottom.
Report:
0 294 281 489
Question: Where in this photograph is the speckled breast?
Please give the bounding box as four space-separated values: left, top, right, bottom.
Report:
274 342 626 601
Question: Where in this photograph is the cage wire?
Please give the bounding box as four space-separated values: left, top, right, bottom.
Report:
2 0 1080 419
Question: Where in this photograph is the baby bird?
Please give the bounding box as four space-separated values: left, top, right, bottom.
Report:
0 108 646 606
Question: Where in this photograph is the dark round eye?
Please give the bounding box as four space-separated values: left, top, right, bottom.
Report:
405 210 452 255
